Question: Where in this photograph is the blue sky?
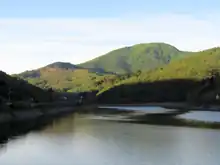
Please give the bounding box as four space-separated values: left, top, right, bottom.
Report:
0 0 220 73
1 0 220 17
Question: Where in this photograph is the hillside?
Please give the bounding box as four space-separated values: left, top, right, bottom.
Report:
97 47 220 104
16 62 115 92
16 43 190 92
79 43 189 74
122 47 220 82
0 71 50 102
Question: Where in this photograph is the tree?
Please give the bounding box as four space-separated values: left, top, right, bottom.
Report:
48 88 54 102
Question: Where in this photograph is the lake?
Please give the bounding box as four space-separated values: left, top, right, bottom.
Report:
0 112 220 165
99 105 172 113
179 111 220 122
100 106 220 123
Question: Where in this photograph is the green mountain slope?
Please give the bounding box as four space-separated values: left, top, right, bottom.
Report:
79 43 189 74
16 62 115 92
97 47 220 103
123 47 220 82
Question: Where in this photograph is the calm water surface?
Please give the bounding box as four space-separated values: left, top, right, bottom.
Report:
99 106 171 113
101 106 220 123
179 111 220 122
0 113 220 165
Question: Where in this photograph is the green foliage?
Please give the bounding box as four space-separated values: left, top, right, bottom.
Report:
97 48 220 103
0 71 50 102
113 47 220 84
15 44 220 99
79 43 189 74
17 65 116 93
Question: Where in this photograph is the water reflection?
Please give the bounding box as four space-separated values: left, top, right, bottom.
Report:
0 116 220 165
99 106 171 113
179 111 220 122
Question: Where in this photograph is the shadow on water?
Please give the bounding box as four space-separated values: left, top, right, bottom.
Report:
78 107 220 129
0 107 130 146
1 106 220 148
118 110 220 129
0 112 77 146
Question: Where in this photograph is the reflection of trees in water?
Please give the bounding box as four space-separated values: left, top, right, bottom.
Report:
42 114 77 134
0 114 77 147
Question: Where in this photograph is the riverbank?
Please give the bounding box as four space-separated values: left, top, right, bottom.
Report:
0 107 73 124
1 101 220 136
0 102 98 124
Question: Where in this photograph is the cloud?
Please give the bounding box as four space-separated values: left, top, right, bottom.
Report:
0 13 220 74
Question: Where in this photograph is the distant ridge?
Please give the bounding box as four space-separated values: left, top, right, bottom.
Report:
46 62 81 70
78 42 189 74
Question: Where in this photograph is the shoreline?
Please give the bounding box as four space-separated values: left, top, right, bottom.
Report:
86 105 220 129
0 107 75 124
0 103 220 143
99 102 220 111
0 103 98 124
1 102 220 135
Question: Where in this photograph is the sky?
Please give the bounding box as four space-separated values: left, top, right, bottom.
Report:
0 0 220 74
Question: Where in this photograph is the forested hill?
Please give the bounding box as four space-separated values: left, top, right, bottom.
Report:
15 43 220 94
0 71 50 102
122 47 220 82
97 47 220 104
78 43 189 74
16 62 115 93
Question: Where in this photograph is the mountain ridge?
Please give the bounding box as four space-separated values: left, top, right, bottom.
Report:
16 42 217 93
78 42 190 74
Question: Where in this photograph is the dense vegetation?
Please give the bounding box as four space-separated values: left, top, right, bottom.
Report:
79 43 189 74
115 47 220 83
16 43 189 92
16 62 116 93
15 43 220 105
97 48 220 104
0 71 50 103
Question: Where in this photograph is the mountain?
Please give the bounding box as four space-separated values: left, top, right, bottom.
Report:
19 62 80 79
16 62 115 92
16 43 190 92
0 71 50 102
124 47 220 82
79 43 189 74
46 62 81 70
97 47 220 103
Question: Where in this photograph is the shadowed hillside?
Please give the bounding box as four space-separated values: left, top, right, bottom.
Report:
97 79 200 104
97 76 220 105
98 47 220 93
97 48 220 104
0 71 50 102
